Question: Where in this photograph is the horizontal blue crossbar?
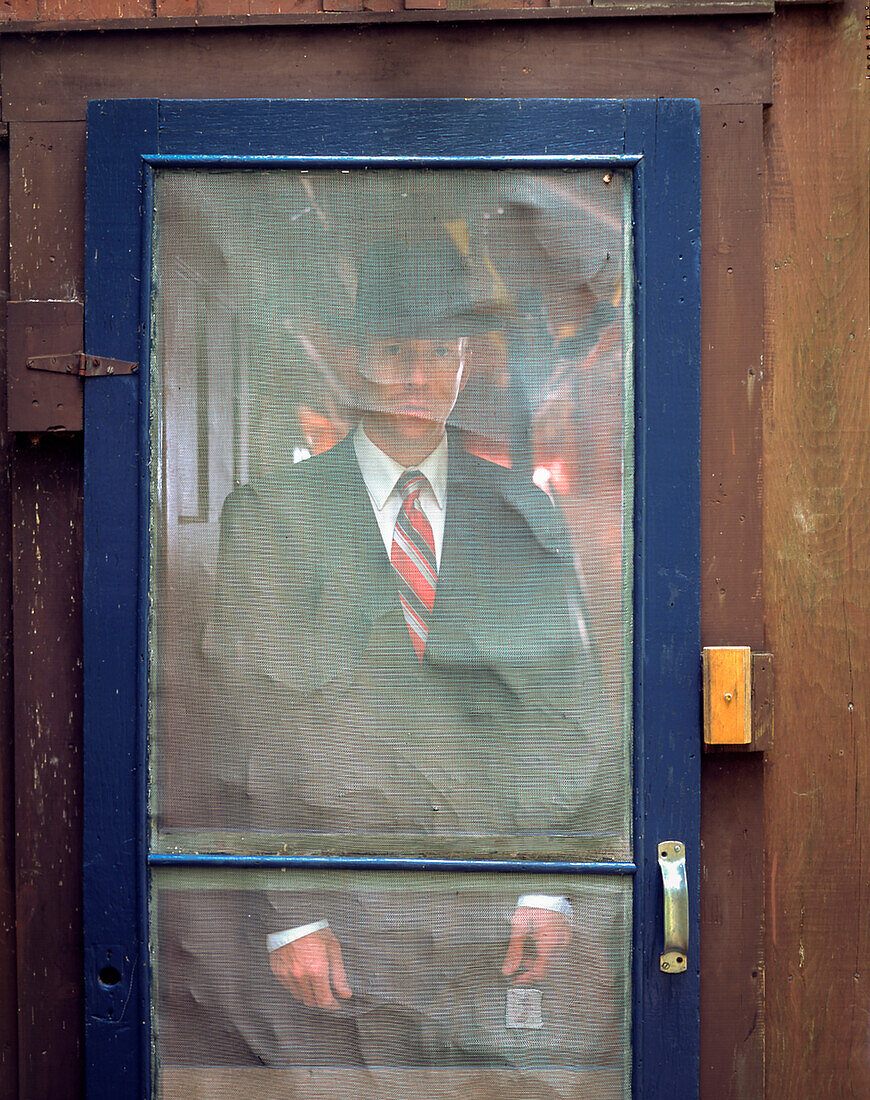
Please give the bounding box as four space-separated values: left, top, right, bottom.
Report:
148 854 636 874
144 154 643 169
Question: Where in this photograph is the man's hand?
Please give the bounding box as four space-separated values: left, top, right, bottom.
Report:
501 905 572 985
268 927 353 1008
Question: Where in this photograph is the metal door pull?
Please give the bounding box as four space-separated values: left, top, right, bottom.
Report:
658 841 688 973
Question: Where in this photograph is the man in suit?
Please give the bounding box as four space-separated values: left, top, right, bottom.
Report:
196 233 617 1067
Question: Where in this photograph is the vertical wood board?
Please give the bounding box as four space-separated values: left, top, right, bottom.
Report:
697 101 766 1100
0 137 18 1100
700 103 764 646
11 433 85 1100
9 121 86 301
763 0 869 1094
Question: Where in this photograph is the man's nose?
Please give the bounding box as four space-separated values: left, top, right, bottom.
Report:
402 342 430 387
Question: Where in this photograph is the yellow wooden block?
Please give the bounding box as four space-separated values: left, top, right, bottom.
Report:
703 646 752 745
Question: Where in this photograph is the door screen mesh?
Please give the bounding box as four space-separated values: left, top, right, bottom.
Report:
148 166 634 1093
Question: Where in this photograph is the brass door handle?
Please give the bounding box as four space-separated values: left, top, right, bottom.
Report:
658 841 688 973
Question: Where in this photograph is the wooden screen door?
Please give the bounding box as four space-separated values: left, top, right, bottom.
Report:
82 98 700 1099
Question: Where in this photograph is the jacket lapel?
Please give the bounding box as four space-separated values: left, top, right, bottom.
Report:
316 434 404 632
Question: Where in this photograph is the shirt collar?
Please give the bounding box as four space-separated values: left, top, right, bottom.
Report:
353 423 448 512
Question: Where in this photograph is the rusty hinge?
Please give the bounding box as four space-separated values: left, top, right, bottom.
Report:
26 352 138 378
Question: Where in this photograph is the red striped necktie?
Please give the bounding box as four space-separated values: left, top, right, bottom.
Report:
390 470 438 660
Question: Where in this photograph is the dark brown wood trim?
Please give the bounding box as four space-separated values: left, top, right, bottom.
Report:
0 137 19 1100
0 3 778 37
698 102 766 1099
10 122 86 303
11 433 84 1098
0 21 774 123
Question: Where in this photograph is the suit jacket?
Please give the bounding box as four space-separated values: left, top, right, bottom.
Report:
204 431 608 841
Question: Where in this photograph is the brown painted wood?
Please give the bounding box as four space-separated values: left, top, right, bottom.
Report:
10 121 86 301
750 652 773 752
12 432 84 1099
763 0 869 1094
701 103 765 646
0 2 781 33
698 103 766 1100
39 0 153 17
6 301 84 432
0 136 19 1100
700 755 766 1088
0 0 38 19
0 19 772 122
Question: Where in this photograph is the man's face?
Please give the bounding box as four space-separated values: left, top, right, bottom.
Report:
355 336 468 449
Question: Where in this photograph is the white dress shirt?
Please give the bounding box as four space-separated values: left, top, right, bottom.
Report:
267 426 568 952
352 422 448 567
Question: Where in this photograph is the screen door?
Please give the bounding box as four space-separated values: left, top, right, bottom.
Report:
83 100 700 1100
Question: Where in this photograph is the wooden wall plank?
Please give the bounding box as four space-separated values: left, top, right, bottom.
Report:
698 102 766 1099
763 0 869 1094
700 104 764 644
9 122 86 301
0 135 19 1100
12 433 84 1100
0 19 772 122
4 84 87 1100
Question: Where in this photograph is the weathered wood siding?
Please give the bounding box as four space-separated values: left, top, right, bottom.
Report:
764 2 869 1094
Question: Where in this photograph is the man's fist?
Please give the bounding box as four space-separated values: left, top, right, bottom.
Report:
269 927 353 1008
501 905 572 985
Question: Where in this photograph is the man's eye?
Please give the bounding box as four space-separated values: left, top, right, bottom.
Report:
433 345 449 357
385 345 401 357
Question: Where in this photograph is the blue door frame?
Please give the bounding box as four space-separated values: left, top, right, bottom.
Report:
83 97 700 1098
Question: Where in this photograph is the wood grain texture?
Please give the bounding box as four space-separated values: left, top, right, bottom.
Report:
0 2 779 31
9 122 86 301
703 646 752 745
11 432 84 1100
0 19 772 122
0 0 38 20
698 103 766 1100
0 0 786 26
38 0 153 15
701 104 764 646
0 138 19 1100
763 0 869 1095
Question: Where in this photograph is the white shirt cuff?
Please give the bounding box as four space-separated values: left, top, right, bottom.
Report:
516 894 572 918
266 897 569 953
266 919 329 953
